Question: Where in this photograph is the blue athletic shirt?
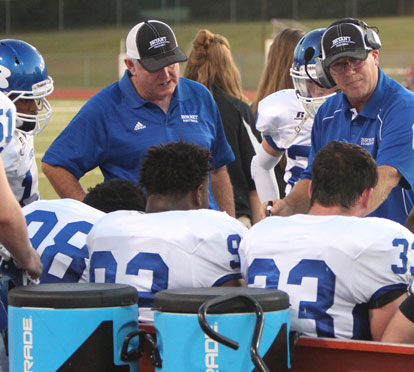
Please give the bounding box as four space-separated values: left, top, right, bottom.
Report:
42 71 235 209
301 68 414 225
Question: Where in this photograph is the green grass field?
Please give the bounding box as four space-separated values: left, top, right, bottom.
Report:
3 18 414 90
36 99 104 199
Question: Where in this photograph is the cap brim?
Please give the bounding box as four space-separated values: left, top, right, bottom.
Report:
324 49 369 68
138 47 187 72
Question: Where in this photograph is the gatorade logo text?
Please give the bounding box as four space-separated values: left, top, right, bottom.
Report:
205 322 219 372
23 316 33 372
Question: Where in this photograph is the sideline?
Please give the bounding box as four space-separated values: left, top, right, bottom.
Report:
50 89 100 100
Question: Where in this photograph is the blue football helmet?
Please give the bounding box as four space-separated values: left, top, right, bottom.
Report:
290 29 337 118
0 39 53 135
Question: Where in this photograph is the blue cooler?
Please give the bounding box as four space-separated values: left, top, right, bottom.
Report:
8 283 139 372
153 287 290 372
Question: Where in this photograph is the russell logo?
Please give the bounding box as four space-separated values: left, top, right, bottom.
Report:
295 111 305 120
205 322 219 372
23 316 34 372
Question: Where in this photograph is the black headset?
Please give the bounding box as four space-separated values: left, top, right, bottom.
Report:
314 18 381 89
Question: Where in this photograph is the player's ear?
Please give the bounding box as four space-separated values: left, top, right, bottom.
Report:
371 50 379 66
125 58 137 74
308 180 313 199
194 183 206 209
360 187 373 210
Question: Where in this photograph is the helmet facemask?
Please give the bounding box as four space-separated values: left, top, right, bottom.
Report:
290 65 337 118
0 39 54 135
289 28 339 119
8 77 54 135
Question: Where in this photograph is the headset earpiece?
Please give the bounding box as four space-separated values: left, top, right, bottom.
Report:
315 56 336 89
364 27 382 50
357 19 381 49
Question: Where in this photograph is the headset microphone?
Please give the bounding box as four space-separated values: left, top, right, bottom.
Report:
304 47 324 89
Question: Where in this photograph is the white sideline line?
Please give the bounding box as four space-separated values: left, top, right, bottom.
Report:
382 68 405 75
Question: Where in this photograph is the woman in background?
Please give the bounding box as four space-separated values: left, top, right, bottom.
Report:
251 28 305 114
251 28 305 198
184 29 261 227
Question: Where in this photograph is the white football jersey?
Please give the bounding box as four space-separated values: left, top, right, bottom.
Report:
256 89 313 194
1 131 39 206
87 209 248 322
240 214 414 340
0 93 16 152
23 199 105 283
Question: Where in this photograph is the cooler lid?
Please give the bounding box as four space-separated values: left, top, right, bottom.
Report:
8 283 138 308
154 287 289 314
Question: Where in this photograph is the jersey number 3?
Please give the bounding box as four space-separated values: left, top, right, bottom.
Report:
248 258 336 337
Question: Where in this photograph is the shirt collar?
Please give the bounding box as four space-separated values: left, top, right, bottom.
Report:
119 70 189 108
358 67 384 118
174 77 192 102
119 70 146 108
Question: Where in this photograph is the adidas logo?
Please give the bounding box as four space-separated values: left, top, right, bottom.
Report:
134 121 146 131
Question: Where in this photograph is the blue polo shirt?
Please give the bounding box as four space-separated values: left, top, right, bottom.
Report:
43 71 235 209
302 68 414 225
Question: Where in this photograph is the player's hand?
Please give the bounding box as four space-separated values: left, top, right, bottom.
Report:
259 200 278 220
269 198 295 217
19 247 42 279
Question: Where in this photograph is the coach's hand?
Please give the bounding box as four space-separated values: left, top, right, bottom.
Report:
267 179 311 217
259 200 281 219
268 199 295 216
